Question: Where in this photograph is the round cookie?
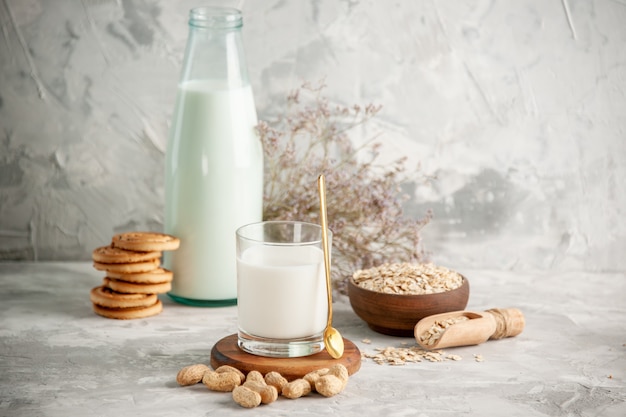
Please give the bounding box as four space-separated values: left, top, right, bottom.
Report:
103 277 171 295
93 258 160 274
106 267 174 284
92 300 163 320
92 245 161 264
112 232 180 252
90 286 157 309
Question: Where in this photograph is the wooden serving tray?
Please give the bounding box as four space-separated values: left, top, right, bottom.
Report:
210 334 361 381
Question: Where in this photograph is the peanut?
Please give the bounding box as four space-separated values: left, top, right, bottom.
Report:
328 364 349 389
314 365 349 397
264 371 288 394
245 370 264 384
176 364 210 386
177 364 352 405
303 368 329 391
282 378 311 399
232 386 262 408
215 365 245 384
315 375 344 397
202 370 241 392
243 380 278 404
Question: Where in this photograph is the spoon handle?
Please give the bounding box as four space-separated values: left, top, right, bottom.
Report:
318 174 333 328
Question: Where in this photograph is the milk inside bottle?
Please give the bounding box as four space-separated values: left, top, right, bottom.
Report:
164 7 263 306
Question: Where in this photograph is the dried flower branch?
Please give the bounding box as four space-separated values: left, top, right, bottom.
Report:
258 81 431 290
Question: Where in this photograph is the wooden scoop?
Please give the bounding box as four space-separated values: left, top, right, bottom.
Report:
414 308 525 350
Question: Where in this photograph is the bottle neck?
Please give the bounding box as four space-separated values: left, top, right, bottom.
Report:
189 7 242 29
179 7 249 89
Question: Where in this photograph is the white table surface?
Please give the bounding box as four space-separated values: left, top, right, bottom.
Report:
1 262 624 416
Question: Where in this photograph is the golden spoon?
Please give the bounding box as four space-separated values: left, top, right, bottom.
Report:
318 174 344 359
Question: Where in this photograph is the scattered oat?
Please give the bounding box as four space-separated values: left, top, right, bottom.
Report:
474 354 484 362
361 344 464 365
352 262 463 295
361 339 371 344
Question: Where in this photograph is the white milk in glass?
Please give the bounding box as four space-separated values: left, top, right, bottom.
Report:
237 245 327 339
165 80 263 302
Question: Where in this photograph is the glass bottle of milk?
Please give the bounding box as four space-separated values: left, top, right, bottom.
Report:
164 7 263 306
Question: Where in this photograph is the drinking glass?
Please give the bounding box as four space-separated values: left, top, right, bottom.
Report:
236 221 330 357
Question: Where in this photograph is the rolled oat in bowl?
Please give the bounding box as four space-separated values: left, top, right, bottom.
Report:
352 262 463 295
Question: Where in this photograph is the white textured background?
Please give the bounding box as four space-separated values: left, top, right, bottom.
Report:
0 0 624 274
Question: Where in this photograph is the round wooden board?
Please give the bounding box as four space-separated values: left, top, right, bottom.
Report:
210 334 361 381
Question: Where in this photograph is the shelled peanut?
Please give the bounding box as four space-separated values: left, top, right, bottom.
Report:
175 364 350 408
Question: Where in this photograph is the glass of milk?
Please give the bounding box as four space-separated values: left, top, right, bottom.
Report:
236 221 330 357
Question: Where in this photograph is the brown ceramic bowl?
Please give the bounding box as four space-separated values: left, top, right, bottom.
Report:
347 275 470 337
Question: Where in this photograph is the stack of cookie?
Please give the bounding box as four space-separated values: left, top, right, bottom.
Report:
90 232 180 320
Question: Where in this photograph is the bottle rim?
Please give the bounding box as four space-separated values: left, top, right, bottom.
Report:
189 7 242 29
